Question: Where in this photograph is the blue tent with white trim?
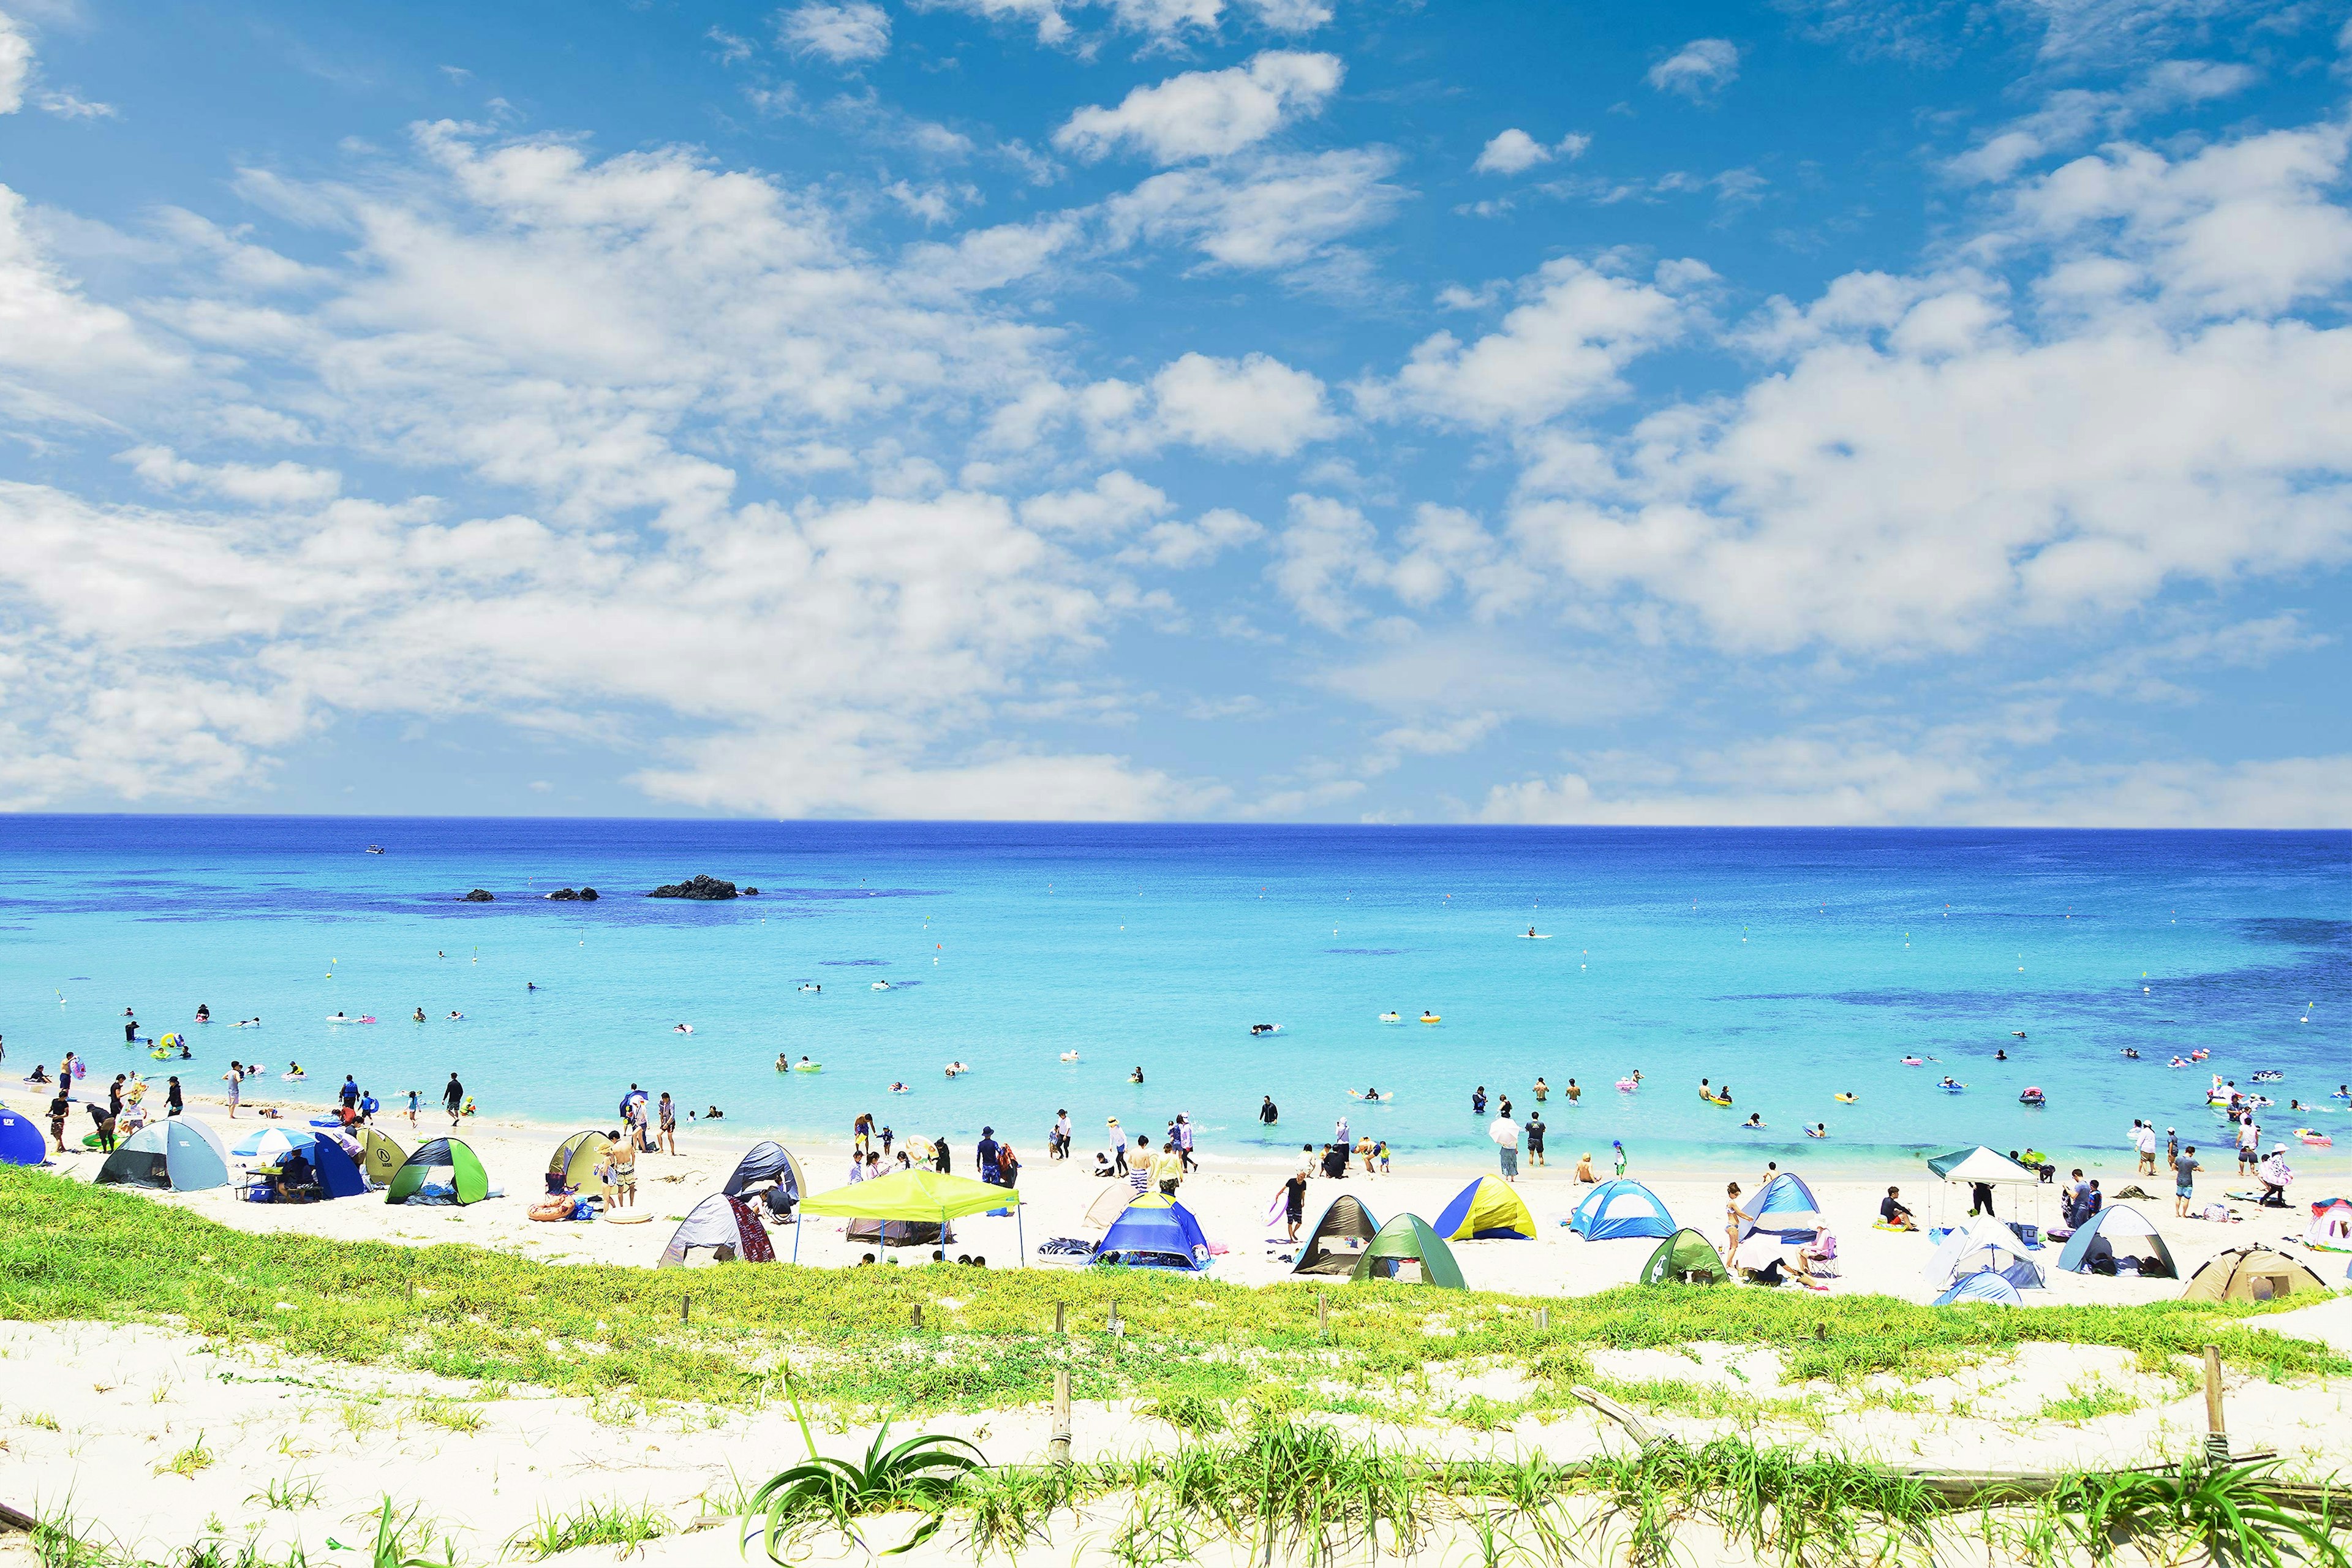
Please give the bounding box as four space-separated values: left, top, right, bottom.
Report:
1933 1272 2024 1306
0 1107 45 1166
1750 1172 1820 1225
1093 1194 1213 1271
1569 1179 1676 1240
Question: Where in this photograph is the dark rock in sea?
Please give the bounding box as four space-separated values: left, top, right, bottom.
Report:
649 875 737 900
546 888 579 901
579 887 599 900
744 886 760 896
462 889 495 902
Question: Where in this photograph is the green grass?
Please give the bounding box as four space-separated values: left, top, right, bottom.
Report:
2 1167 2345 1425
504 1498 671 1561
157 1431 214 1478
405 1400 484 1434
2038 1379 2141 1425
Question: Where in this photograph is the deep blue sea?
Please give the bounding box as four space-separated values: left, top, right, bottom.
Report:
2 818 2346 1175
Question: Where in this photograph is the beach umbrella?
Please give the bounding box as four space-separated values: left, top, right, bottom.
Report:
232 1126 317 1162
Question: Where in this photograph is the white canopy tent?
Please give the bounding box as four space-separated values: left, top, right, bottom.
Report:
1925 1145 2043 1228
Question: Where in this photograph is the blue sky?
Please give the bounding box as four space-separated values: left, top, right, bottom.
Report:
1 0 2349 823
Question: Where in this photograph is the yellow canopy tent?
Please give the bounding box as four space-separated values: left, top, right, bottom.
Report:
794 1168 1026 1265
548 1129 611 1193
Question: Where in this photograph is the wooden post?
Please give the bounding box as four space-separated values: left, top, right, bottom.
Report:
1536 1306 1549 1332
912 1303 924 1330
1055 1301 1066 1335
1049 1368 1072 1466
1109 1302 1121 1338
1317 1294 1329 1336
680 1295 690 1324
2203 1344 2229 1464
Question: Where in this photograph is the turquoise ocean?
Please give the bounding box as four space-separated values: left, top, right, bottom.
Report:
2 818 2346 1175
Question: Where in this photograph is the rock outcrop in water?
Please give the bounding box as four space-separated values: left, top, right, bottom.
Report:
649 875 737 900
461 889 495 902
580 886 598 900
544 886 602 900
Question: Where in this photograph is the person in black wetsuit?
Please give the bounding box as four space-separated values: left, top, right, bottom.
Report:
1260 1096 1278 1126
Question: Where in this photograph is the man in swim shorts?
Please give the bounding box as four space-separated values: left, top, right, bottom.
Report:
225 1061 243 1118
2174 1145 2200 1216
443 1072 463 1128
1525 1112 1546 1167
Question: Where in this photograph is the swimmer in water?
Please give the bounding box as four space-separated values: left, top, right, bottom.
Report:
1743 1112 1765 1129
1835 1091 1856 1102
447 1011 463 1021
1806 1122 1827 1138
1996 1049 2008 1060
413 1008 427 1023
672 1023 692 1033
891 1081 909 1093
775 1053 790 1071
526 982 537 992
1129 1066 1144 1084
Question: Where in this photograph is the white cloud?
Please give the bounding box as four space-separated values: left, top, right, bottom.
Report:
1123 506 1262 568
0 12 28 115
119 445 344 506
0 125 1252 818
1472 128 1589 176
1019 469 1171 536
1269 492 1381 631
914 0 1330 47
1055 52 1341 166
1646 37 1740 98
777 0 892 62
1102 147 1405 274
1360 257 1695 431
1238 0 1332 30
1133 350 1339 456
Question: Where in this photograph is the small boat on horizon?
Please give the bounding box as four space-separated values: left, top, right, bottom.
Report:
365 845 385 854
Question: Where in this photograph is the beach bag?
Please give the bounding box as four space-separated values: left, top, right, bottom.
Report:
2201 1204 2236 1223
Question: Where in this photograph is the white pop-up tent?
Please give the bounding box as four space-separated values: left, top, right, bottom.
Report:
1925 1145 2042 1227
1922 1213 2045 1294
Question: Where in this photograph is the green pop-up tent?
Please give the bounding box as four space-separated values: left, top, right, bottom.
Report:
794 1167 1026 1265
1346 1213 1466 1289
1639 1227 1730 1286
385 1137 490 1205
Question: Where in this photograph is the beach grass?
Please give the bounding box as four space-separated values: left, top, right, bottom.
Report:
2 1168 2345 1428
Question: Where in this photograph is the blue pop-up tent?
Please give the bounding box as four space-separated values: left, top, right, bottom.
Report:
1933 1271 2024 1306
1093 1194 1213 1270
1569 1179 1676 1240
1740 1172 1823 1238
309 1131 368 1199
0 1107 46 1166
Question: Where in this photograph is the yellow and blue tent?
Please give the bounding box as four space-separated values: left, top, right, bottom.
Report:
1433 1175 1536 1240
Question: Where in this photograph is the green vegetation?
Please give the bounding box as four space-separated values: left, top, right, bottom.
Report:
502 1498 671 1561
156 1432 214 1478
746 1370 986 1559
2 1168 2342 1432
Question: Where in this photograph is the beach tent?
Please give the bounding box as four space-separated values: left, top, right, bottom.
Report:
721 1140 808 1206
1926 1146 2041 1224
1933 1272 2024 1306
1640 1228 1730 1286
1293 1194 1382 1274
386 1137 491 1205
2055 1205 2178 1278
2305 1199 2352 1253
2181 1245 2334 1303
93 1118 230 1192
0 1107 45 1166
549 1130 611 1192
1570 1179 1677 1241
1085 1181 1141 1231
1921 1214 2044 1293
796 1167 1025 1264
847 1215 957 1247
1347 1213 1466 1288
356 1127 405 1186
1093 1194 1213 1271
308 1130 368 1199
1434 1176 1536 1240
657 1194 775 1267
1746 1171 1822 1230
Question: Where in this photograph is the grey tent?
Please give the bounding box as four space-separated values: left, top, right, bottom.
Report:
722 1141 807 1204
1293 1194 1381 1275
2055 1205 2178 1279
658 1193 774 1267
94 1118 230 1191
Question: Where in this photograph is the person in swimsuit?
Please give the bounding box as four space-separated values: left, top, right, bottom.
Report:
1724 1182 1753 1262
658 1093 677 1153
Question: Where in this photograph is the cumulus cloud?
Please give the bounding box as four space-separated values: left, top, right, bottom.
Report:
0 12 26 115
1646 37 1739 98
1359 257 1697 430
0 124 1237 816
1102 147 1404 274
1472 128 1589 176
1055 52 1342 165
776 1 892 63
914 0 1323 47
